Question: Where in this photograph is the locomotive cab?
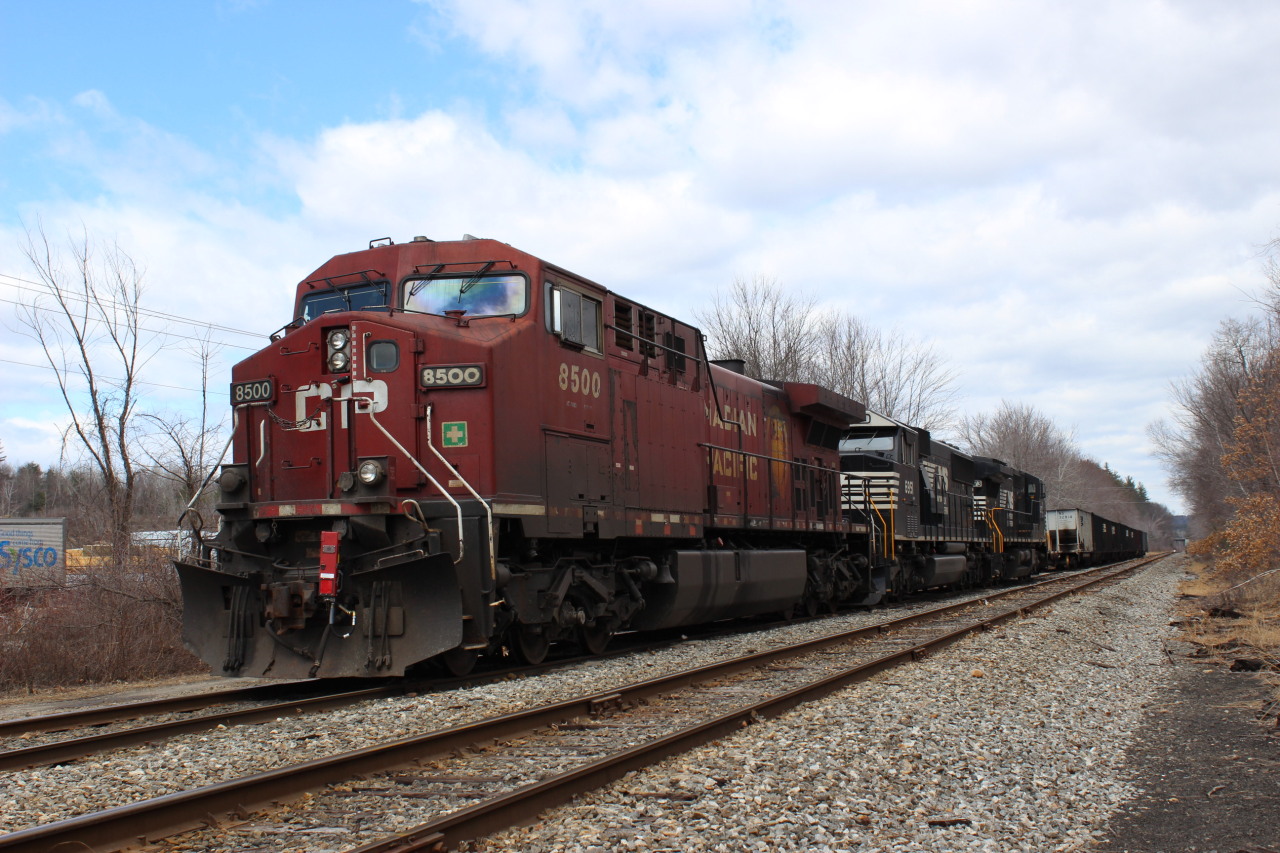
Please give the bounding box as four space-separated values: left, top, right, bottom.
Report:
840 412 920 537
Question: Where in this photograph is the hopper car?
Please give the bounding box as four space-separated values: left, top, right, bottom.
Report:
1045 509 1148 569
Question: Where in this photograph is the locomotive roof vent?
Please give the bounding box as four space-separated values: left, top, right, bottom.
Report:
463 233 479 240
412 235 434 242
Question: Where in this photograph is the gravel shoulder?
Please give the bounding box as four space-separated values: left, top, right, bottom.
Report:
0 581 1077 834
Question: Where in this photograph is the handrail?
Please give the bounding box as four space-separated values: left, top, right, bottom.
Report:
426 404 496 586
353 398 465 565
889 504 896 559
870 501 891 559
699 442 843 475
986 508 1005 553
838 472 881 565
698 442 843 530
838 471 894 559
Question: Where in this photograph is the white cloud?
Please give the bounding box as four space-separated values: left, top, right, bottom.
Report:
0 416 69 469
70 89 116 119
7 0 1280 513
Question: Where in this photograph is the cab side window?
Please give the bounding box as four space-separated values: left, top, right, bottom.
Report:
550 285 601 351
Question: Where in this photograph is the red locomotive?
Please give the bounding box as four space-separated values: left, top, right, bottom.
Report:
176 236 875 678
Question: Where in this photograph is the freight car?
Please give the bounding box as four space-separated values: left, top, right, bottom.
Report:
1045 509 1147 568
175 236 1052 680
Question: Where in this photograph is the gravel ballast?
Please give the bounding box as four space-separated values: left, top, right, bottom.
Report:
0 580 1073 833
467 556 1185 853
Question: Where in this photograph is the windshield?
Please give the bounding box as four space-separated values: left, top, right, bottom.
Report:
403 274 528 318
299 282 391 323
840 431 896 453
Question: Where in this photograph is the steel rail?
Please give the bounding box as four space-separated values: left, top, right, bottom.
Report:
0 681 318 738
0 615 794 771
0 622 757 772
0 555 1164 853
0 684 399 773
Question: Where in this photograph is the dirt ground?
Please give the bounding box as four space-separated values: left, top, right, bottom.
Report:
0 672 278 719
1097 641 1280 853
1098 554 1280 853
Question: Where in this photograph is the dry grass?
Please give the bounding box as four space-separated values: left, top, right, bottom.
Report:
1178 559 1220 598
1178 558 1280 723
0 549 202 693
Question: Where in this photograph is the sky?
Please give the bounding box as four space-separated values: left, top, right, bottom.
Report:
3 0 1280 515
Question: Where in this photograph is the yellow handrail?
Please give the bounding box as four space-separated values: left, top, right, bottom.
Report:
868 500 891 560
888 504 896 559
986 508 1004 553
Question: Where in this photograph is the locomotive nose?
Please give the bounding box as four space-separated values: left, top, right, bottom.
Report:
174 551 466 678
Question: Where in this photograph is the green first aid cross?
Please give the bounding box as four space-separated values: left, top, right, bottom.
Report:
442 421 468 447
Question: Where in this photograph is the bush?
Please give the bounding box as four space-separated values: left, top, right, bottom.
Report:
0 548 202 692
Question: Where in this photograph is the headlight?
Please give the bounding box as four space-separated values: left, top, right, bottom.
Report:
327 327 351 373
358 459 384 485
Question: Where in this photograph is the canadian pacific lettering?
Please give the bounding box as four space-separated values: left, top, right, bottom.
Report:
705 403 758 436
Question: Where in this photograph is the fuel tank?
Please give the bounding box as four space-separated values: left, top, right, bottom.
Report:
917 554 967 588
631 549 808 630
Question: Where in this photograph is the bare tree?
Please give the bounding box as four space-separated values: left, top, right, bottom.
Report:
137 332 227 531
15 227 154 557
697 276 960 429
817 315 958 430
960 401 1174 543
696 275 823 383
1149 316 1274 532
0 456 13 519
957 400 1084 508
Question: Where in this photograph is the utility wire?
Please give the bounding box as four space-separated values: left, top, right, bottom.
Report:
0 271 271 339
0 357 230 397
0 295 258 351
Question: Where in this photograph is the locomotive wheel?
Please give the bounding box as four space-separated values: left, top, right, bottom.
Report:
884 563 904 603
579 622 613 656
439 647 478 677
512 625 551 665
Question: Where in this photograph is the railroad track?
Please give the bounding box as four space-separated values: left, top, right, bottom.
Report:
0 612 836 773
0 681 402 773
0 553 1165 853
0 570 1016 774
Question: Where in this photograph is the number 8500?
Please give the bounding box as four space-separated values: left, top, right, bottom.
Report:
558 363 601 398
